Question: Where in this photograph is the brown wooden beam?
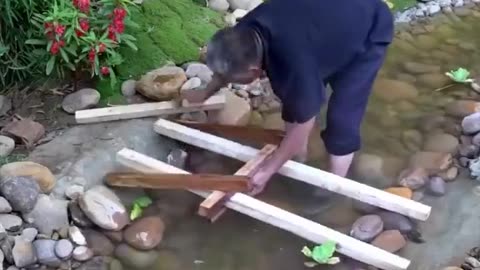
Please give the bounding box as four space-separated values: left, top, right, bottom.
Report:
105 172 250 192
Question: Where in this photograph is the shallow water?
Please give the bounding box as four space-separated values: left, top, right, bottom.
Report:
147 7 480 270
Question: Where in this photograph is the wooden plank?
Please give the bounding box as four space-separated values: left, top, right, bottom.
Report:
174 120 285 145
105 172 250 192
116 148 411 270
153 118 431 221
75 94 225 124
198 144 277 221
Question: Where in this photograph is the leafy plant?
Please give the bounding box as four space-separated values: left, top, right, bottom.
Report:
130 195 152 220
445 67 473 83
301 240 340 267
26 0 139 91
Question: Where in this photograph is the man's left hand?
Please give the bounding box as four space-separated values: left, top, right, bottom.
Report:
249 168 274 196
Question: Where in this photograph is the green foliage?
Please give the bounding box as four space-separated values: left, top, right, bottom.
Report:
446 67 473 83
389 0 416 11
301 241 340 267
130 195 153 220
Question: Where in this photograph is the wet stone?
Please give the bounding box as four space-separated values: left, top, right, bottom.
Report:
377 211 414 233
72 246 94 262
33 239 61 267
54 239 73 260
426 176 446 196
68 201 94 228
350 215 383 242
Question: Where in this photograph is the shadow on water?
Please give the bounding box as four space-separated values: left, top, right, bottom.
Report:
144 8 480 270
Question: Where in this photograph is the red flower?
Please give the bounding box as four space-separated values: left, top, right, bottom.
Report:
75 29 84 37
98 43 106 53
79 19 89 32
88 48 96 63
50 42 60 55
44 22 53 30
58 40 65 47
54 24 66 36
113 7 127 20
74 0 90 12
101 66 110 75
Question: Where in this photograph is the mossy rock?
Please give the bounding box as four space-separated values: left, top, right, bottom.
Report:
97 0 225 96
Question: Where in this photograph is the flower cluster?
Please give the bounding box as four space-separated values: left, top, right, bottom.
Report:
44 22 67 55
108 7 127 42
73 0 90 13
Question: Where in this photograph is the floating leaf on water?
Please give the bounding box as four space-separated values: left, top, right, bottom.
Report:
327 257 341 265
130 203 143 220
133 196 153 207
311 240 337 264
445 67 473 83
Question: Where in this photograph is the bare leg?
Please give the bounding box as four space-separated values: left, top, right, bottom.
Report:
328 152 354 178
285 122 309 163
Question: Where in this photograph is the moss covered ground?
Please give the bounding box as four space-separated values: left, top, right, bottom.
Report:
390 0 417 11
97 0 225 97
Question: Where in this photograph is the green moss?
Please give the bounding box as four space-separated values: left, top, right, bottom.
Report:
390 0 416 11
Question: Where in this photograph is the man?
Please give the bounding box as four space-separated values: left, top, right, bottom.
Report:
184 0 394 195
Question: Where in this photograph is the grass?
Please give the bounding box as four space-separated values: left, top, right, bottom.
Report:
390 0 417 11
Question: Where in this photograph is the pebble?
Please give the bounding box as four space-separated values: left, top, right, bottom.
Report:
0 176 40 213
408 151 453 173
0 136 15 157
62 88 101 114
371 230 407 253
78 185 129 231
167 149 188 170
438 166 459 182
446 100 480 118
377 211 414 233
33 239 61 267
181 77 202 91
114 244 159 269
0 161 56 193
64 185 84 200
0 215 22 231
121 79 136 97
21 228 38 242
0 224 6 241
1 236 14 265
384 187 413 199
72 246 94 262
398 167 428 190
54 239 74 260
22 194 69 236
473 133 480 146
69 226 87 246
12 236 36 268
458 143 478 158
350 215 384 242
83 229 115 256
82 256 112 269
209 0 230 11
462 112 480 134
426 176 446 196
185 63 213 84
123 216 165 250
0 197 12 213
68 201 94 228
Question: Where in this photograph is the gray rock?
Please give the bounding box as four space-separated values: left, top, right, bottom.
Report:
0 197 12 213
185 63 213 84
0 176 40 213
21 228 38 242
62 88 101 114
166 148 188 169
350 215 384 242
1 236 14 264
0 95 12 116
462 112 480 134
426 176 446 196
439 0 452 7
33 239 61 267
121 80 136 97
81 256 111 269
12 236 36 268
6 267 18 270
0 224 6 241
68 201 94 228
458 143 478 158
377 211 414 233
65 185 84 200
180 77 202 91
78 185 129 231
22 194 69 236
209 0 229 11
82 229 114 256
69 226 86 246
114 243 158 269
226 0 250 10
472 132 480 146
0 215 22 231
54 239 73 260
426 2 441 15
0 136 15 157
72 246 93 262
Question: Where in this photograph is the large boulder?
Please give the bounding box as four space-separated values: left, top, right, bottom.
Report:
135 66 187 101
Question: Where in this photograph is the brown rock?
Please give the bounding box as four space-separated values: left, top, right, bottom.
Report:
398 167 428 190
350 215 383 242
402 62 440 74
384 187 413 199
417 73 451 89
135 66 187 101
102 230 123 244
445 100 480 118
0 161 55 193
423 133 459 153
209 88 251 126
82 229 114 256
409 151 453 173
371 230 406 253
438 167 458 182
373 79 418 102
123 216 165 250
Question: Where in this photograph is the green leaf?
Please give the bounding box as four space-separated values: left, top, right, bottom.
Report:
130 203 143 220
109 68 117 89
123 39 138 51
60 49 70 64
25 39 47 45
133 196 153 208
446 67 472 83
310 241 337 264
46 56 56 75
301 246 312 258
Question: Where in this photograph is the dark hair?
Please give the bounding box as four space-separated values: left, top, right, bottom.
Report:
206 26 262 76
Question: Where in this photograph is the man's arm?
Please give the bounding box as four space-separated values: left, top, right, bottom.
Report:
182 73 227 104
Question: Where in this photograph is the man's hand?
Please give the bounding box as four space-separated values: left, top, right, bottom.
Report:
249 168 274 196
181 73 226 104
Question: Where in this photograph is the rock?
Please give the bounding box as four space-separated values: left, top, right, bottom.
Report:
402 129 423 151
417 73 451 89
398 167 428 190
473 133 480 146
180 77 202 91
0 215 22 231
441 267 462 270
121 80 136 97
233 9 248 19
247 0 262 10
248 111 263 127
462 112 480 134
69 226 86 246
409 151 453 173
114 244 158 269
0 197 12 213
426 176 446 196
184 63 212 84
423 133 459 153
135 66 187 101
68 201 94 228
166 148 188 169
0 250 3 270
78 185 129 231
102 230 123 244
377 211 414 233
0 161 56 193
21 228 37 242
227 0 250 10
62 88 100 114
412 190 424 201
352 200 379 214
209 0 230 11
384 187 413 199
438 166 458 182
465 256 480 267
350 215 383 242
402 62 440 74
65 185 84 200
72 246 93 262
224 12 236 26
1 236 14 265
445 100 480 118
23 194 69 236
12 236 36 268
0 95 12 116
109 259 123 270
352 153 386 183
457 143 478 158
82 256 112 269
33 239 61 267
373 79 418 102
0 176 40 213
415 35 437 50
210 88 251 126
54 239 73 260
0 136 14 157
123 216 165 250
0 224 6 241
262 112 284 130
371 230 407 253
83 229 114 256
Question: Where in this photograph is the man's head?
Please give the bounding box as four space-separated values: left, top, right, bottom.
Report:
206 26 263 84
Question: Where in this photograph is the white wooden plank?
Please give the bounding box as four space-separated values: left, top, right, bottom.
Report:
116 148 411 270
75 94 225 124
153 118 431 221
